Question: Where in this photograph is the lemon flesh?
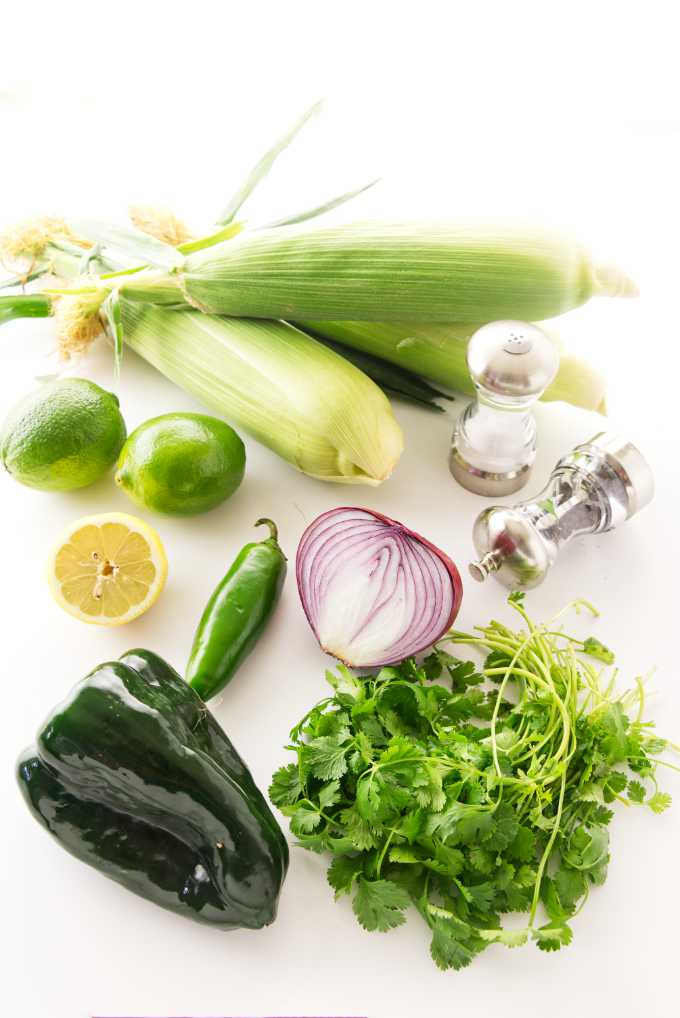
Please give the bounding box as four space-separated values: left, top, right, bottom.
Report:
47 513 167 625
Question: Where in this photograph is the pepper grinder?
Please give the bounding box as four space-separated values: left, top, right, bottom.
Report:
450 321 559 495
469 432 655 589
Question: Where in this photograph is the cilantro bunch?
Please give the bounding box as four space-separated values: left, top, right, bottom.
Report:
270 595 678 970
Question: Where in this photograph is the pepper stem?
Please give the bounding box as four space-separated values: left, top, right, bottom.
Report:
254 517 279 543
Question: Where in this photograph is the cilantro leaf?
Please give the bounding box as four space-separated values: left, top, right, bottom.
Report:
508 825 536 862
447 658 485 690
305 733 350 780
425 843 465 877
563 826 609 873
290 804 322 835
269 763 303 807
352 878 410 932
627 780 646 804
456 879 496 912
603 771 628 801
325 664 365 701
421 651 444 680
340 806 380 850
397 809 425 843
485 803 519 851
327 855 362 899
318 779 342 810
357 716 388 748
597 703 629 764
356 774 387 822
648 791 672 814
429 918 476 971
478 926 529 948
554 867 586 911
532 921 573 952
582 636 615 664
431 805 495 845
589 805 614 826
544 867 586 920
468 846 495 874
388 846 422 864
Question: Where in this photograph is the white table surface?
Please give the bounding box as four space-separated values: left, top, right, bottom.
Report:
3 6 680 1014
3 313 679 1018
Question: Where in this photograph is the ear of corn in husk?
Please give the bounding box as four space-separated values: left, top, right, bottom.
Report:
299 319 607 413
119 300 403 485
120 220 637 325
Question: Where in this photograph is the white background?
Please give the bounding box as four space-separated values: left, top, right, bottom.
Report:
2 3 680 1017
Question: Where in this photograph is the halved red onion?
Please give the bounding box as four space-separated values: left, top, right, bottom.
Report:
296 507 463 667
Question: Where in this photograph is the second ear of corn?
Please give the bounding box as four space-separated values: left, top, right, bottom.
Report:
120 300 404 486
299 320 607 413
121 221 637 325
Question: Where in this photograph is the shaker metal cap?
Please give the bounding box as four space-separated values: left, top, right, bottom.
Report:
467 320 560 399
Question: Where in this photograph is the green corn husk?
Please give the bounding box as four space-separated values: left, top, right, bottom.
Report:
121 221 637 324
119 301 404 485
0 293 52 326
308 334 455 413
300 320 607 413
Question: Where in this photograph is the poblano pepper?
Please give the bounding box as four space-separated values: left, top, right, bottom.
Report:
17 648 288 930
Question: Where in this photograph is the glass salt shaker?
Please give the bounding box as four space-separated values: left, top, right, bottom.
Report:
468 432 655 589
449 321 560 496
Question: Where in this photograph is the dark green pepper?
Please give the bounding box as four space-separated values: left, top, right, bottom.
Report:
186 518 287 701
17 649 288 930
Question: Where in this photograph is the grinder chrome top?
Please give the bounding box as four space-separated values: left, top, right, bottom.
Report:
469 432 655 589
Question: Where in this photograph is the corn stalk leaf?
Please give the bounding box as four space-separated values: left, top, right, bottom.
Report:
0 267 49 290
48 238 93 258
216 100 323 225
0 293 52 326
71 221 184 270
102 289 124 377
178 221 244 255
262 178 380 229
79 242 102 275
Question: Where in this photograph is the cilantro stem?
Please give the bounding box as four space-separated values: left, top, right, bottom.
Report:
648 757 680 773
634 676 645 725
529 766 567 927
376 829 395 878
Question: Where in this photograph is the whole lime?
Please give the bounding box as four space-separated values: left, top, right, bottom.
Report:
115 412 246 516
1 378 127 492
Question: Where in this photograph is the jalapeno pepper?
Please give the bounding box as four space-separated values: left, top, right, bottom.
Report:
186 518 287 700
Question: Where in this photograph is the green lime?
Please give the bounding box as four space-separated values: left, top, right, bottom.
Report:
115 412 246 516
1 378 127 492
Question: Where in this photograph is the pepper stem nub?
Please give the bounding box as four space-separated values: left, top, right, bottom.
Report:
254 517 279 543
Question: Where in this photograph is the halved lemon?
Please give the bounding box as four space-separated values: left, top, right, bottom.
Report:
47 512 168 625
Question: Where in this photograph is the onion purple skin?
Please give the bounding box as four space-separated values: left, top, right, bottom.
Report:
296 506 463 668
